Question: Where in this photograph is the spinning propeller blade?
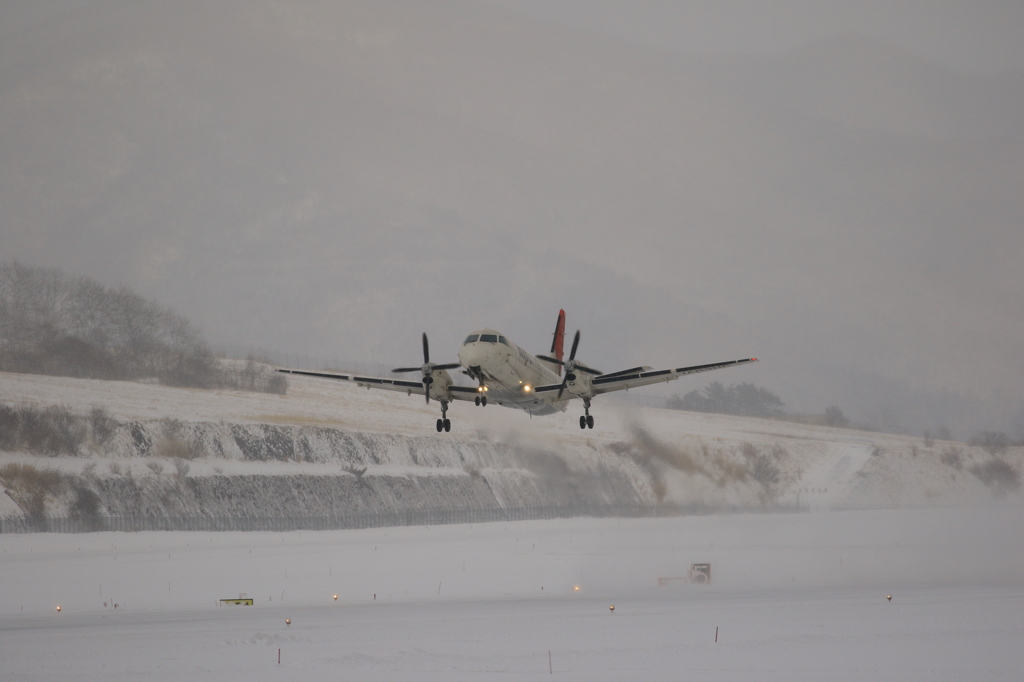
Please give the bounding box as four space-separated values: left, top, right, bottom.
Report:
422 332 431 403
391 332 461 404
568 330 580 361
554 330 602 394
557 330 582 399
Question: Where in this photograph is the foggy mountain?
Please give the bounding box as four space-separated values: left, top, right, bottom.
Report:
1 1 1022 436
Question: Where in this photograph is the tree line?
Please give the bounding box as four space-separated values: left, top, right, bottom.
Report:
667 380 1023 454
0 261 284 393
667 381 786 419
666 381 855 429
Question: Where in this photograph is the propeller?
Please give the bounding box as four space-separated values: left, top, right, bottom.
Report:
537 331 602 398
537 330 602 399
392 333 461 404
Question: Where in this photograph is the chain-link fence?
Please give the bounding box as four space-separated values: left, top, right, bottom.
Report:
0 503 801 534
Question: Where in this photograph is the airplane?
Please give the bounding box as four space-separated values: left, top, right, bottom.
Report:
276 310 757 433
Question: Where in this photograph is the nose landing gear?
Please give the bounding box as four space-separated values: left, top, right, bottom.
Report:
435 401 451 432
474 394 487 406
579 398 595 429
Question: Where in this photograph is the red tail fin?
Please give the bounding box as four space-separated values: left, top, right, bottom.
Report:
551 309 566 376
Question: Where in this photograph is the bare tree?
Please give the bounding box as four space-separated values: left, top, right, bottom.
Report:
0 262 215 386
824 405 849 428
968 432 1010 455
671 381 785 418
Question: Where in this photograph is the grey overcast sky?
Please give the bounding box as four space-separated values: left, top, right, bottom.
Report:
4 1 1024 72
483 0 1024 74
1 0 1022 437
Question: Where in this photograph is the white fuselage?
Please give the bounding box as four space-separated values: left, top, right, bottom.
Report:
456 328 567 415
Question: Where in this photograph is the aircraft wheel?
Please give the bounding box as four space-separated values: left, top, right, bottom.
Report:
481 396 487 407
443 418 451 432
436 419 444 432
579 415 587 429
586 415 595 429
475 396 480 406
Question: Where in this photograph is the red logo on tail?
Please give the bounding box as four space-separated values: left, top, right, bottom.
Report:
551 309 566 375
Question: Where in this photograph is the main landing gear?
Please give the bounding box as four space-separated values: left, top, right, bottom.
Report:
579 398 595 429
435 400 452 433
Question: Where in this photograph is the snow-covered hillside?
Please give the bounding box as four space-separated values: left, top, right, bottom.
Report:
0 370 1020 521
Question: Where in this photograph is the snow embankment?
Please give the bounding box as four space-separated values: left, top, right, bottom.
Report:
0 370 1021 521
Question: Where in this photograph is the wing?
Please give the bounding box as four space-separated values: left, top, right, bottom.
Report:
590 358 758 395
277 368 424 394
447 385 483 402
275 368 482 402
531 358 758 398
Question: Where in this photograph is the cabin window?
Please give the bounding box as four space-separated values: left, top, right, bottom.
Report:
463 334 479 344
498 336 509 346
479 334 498 343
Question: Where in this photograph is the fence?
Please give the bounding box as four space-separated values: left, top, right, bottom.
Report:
0 502 802 534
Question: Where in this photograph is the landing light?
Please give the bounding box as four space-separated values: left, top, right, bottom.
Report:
523 385 532 393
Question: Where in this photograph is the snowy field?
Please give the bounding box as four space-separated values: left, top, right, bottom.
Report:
3 508 1024 681
5 370 1020 512
3 370 1023 678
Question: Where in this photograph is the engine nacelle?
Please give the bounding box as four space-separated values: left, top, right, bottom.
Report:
428 369 454 401
564 370 594 398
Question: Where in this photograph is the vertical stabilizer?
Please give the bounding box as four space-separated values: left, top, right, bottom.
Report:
550 309 566 376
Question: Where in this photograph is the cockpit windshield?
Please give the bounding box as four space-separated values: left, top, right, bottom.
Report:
498 336 509 345
479 334 498 343
463 334 479 344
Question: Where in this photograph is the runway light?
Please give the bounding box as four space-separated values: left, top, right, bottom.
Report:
573 586 580 592
609 605 615 612
56 606 61 612
285 618 291 626
333 595 338 601
886 595 892 602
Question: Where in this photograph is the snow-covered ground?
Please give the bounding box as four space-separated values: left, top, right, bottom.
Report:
2 370 1021 514
2 371 1023 678
2 509 1023 680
